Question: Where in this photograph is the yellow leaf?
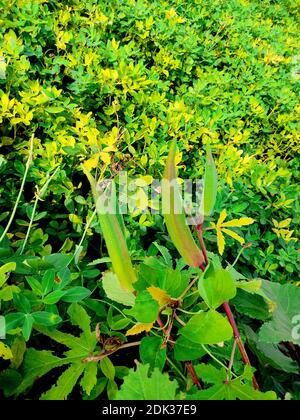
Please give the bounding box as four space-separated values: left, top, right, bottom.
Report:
222 228 245 245
216 229 225 255
217 209 228 227
272 219 279 228
147 286 172 305
278 218 292 228
126 322 153 336
99 152 110 164
83 154 99 171
221 217 255 228
0 342 13 360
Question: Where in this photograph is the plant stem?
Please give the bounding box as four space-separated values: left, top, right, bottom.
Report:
83 341 141 362
72 208 97 264
201 344 238 377
186 361 202 389
196 224 259 390
223 301 259 390
195 224 209 266
166 357 187 383
226 339 237 382
20 166 60 255
0 134 34 243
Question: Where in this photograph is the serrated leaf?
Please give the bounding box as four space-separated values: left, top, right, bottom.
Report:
115 363 178 400
126 322 154 336
189 364 277 400
174 336 206 361
140 337 166 371
80 362 98 395
67 303 91 335
138 259 190 298
14 349 67 396
125 290 159 323
245 326 299 374
198 268 236 309
147 286 172 305
40 363 85 400
231 289 270 320
180 310 232 344
102 272 135 306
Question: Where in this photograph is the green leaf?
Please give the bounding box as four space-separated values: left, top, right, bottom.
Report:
80 362 98 396
61 287 91 303
14 349 67 396
32 311 62 326
23 314 34 341
198 268 236 309
162 140 204 267
0 369 22 397
67 303 95 347
5 312 25 332
0 341 13 360
115 364 178 400
26 276 43 296
231 289 270 321
259 281 300 345
174 336 206 361
0 262 16 287
203 143 218 217
0 285 20 301
125 290 159 323
13 293 31 313
40 363 85 400
10 337 26 369
180 310 232 345
245 326 299 374
188 364 277 400
138 258 190 298
100 357 115 382
102 272 135 306
41 269 56 295
236 279 262 294
140 337 166 371
152 242 172 267
43 290 66 305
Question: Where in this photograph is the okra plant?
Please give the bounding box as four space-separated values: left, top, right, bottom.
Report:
81 140 278 400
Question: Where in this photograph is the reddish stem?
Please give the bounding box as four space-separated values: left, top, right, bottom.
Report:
196 225 259 390
196 224 209 266
186 361 202 389
223 301 259 390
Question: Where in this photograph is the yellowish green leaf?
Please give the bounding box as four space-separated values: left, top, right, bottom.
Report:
126 322 154 336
